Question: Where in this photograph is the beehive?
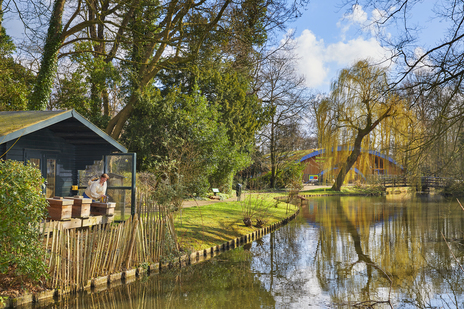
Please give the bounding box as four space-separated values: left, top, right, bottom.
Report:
90 202 116 216
46 197 73 221
67 196 91 218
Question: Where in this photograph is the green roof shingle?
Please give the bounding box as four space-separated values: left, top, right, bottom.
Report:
0 110 69 137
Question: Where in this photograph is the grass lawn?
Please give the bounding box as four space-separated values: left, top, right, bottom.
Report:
174 194 298 252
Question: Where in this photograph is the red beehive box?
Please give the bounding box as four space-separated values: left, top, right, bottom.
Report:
46 197 73 221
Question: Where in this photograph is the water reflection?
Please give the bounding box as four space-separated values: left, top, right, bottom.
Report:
38 196 464 309
43 248 276 309
298 196 464 308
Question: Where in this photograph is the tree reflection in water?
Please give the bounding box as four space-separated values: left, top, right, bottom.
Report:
43 248 276 309
302 196 464 308
40 196 464 309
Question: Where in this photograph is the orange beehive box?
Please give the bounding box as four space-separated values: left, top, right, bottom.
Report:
90 202 116 216
46 197 73 221
66 196 91 218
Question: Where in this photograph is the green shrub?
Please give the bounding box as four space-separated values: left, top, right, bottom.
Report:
247 161 305 190
0 159 48 282
247 173 271 190
240 195 273 227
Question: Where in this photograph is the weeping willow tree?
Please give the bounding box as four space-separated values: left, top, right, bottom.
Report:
321 60 403 191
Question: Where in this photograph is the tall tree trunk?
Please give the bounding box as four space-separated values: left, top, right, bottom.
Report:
0 0 3 35
106 95 135 139
28 0 66 110
102 89 109 116
331 130 366 191
90 83 101 116
270 122 276 189
89 0 110 118
331 106 393 191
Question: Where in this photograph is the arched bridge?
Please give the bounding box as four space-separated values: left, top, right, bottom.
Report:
376 176 450 190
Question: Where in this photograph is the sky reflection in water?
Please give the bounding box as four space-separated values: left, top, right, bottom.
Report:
41 195 464 309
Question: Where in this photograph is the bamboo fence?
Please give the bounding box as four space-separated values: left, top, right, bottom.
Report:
43 192 179 291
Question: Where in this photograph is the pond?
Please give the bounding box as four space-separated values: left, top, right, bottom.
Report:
39 195 464 308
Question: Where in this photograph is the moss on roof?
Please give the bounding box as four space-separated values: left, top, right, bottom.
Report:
0 110 69 137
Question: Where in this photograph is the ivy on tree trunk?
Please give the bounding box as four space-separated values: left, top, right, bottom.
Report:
28 0 66 110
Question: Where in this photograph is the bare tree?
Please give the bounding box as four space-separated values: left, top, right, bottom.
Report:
256 43 310 188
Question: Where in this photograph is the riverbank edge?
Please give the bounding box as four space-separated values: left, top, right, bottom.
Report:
2 206 300 309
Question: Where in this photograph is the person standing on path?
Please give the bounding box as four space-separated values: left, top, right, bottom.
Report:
236 183 242 201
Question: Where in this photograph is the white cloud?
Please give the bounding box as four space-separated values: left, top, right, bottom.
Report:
338 4 390 38
292 30 328 89
338 4 368 38
288 4 395 92
291 30 392 90
346 4 368 24
326 37 391 66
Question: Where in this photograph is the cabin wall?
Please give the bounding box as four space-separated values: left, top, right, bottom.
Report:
0 144 5 159
302 157 322 182
75 145 113 172
3 128 76 197
301 151 403 182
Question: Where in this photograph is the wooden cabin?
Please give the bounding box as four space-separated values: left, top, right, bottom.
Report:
0 110 135 213
300 147 403 183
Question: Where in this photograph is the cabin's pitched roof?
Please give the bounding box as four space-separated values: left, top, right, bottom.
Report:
0 110 127 153
299 147 402 169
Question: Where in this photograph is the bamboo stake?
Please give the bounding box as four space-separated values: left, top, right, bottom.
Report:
47 223 54 288
54 222 60 288
114 221 125 271
140 217 146 262
59 226 63 288
49 221 57 269
136 224 142 265
113 221 124 272
125 216 139 270
81 228 87 288
101 224 113 275
90 224 100 278
94 224 105 278
102 224 113 274
76 229 80 290
66 229 70 288
44 222 51 265
110 223 121 273
89 225 100 279
108 224 118 273
59 224 64 289
68 229 72 289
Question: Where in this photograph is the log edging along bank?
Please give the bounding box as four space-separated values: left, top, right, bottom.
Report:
2 205 301 309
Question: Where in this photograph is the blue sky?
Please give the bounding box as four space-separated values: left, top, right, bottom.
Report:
284 0 451 93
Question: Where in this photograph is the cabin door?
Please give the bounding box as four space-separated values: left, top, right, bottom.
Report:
25 149 57 198
103 153 136 217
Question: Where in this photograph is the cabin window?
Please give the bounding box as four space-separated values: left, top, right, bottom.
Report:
46 159 56 198
29 158 40 169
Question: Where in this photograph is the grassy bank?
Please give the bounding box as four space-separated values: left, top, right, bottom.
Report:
174 194 298 252
299 185 384 196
